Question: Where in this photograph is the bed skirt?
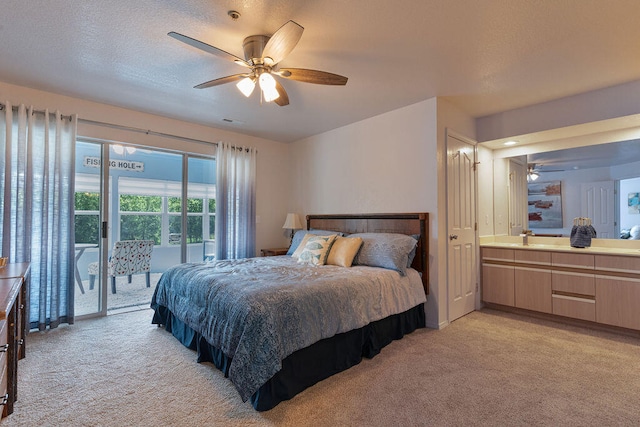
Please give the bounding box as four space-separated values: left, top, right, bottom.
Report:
152 303 426 411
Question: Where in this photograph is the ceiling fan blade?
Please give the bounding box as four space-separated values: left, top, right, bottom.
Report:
262 21 304 66
168 31 251 67
273 79 289 106
278 68 348 85
194 74 248 89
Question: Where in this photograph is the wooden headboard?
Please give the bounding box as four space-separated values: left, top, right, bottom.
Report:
307 213 429 295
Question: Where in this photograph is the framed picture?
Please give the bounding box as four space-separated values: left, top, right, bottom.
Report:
528 180 563 228
629 192 640 214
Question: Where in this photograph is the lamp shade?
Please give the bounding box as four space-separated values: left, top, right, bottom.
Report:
282 213 302 230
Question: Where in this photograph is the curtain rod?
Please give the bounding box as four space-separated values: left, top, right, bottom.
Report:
78 118 219 147
1 102 253 152
80 118 255 152
0 102 73 120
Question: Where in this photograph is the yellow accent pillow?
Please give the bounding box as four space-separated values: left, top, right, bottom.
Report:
326 236 363 267
297 235 338 266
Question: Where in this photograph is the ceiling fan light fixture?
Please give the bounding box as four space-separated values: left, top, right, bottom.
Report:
527 171 539 182
262 85 280 102
236 77 256 97
259 72 276 89
258 72 279 102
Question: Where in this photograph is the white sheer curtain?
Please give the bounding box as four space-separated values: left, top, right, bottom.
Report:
0 102 77 330
215 142 257 259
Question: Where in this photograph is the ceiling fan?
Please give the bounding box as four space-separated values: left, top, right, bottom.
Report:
527 163 565 182
169 20 348 106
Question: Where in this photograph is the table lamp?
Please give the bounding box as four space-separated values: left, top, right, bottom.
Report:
282 213 303 244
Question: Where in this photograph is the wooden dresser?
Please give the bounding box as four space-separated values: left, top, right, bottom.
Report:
0 263 29 419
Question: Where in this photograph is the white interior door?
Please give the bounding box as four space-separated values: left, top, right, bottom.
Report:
581 181 615 238
447 131 477 322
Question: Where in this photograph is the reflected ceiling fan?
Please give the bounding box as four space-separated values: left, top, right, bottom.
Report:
169 20 348 106
527 163 565 182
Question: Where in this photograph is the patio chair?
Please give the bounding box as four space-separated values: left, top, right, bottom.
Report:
87 240 154 294
203 239 215 261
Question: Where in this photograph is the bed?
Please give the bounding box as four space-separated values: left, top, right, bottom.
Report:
151 212 429 411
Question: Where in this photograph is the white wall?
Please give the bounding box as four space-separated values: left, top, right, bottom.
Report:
291 98 439 326
476 80 640 142
290 97 476 329
0 81 292 254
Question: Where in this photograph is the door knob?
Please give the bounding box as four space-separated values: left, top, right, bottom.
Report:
449 234 458 240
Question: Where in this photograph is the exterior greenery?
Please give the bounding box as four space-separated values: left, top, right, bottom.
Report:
75 192 100 244
74 192 215 245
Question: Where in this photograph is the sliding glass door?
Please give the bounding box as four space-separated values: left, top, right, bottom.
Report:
74 141 215 318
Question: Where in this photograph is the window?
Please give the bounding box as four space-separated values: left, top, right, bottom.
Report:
168 197 205 244
208 199 216 240
115 176 215 246
119 194 162 244
75 191 100 244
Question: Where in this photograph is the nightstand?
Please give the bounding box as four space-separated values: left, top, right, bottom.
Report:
261 248 289 257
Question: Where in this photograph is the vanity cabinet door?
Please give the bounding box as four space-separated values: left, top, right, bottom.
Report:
514 266 552 313
595 275 640 330
482 264 514 306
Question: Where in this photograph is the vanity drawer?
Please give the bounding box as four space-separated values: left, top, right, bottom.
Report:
552 294 596 322
552 271 595 296
482 248 514 262
514 249 551 265
552 252 595 269
595 255 640 275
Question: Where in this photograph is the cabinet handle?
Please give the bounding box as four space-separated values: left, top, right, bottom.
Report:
0 393 8 406
0 344 8 352
18 339 24 346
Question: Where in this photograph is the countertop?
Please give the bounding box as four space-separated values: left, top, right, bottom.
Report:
480 236 640 257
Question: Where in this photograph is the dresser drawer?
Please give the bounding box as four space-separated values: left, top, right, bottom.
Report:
552 271 595 296
0 320 6 348
0 318 6 418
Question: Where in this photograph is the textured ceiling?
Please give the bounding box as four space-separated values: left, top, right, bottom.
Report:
2 0 640 143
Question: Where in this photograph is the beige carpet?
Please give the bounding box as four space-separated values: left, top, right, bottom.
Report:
74 273 162 316
5 308 640 426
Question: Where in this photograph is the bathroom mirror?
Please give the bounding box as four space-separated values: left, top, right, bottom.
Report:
495 139 640 240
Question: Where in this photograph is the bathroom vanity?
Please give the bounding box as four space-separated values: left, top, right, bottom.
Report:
481 237 640 331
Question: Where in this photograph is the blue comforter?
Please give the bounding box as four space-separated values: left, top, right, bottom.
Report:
151 256 426 401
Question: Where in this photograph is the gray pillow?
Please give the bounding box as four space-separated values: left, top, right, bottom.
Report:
406 234 421 267
351 233 418 275
287 229 344 255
